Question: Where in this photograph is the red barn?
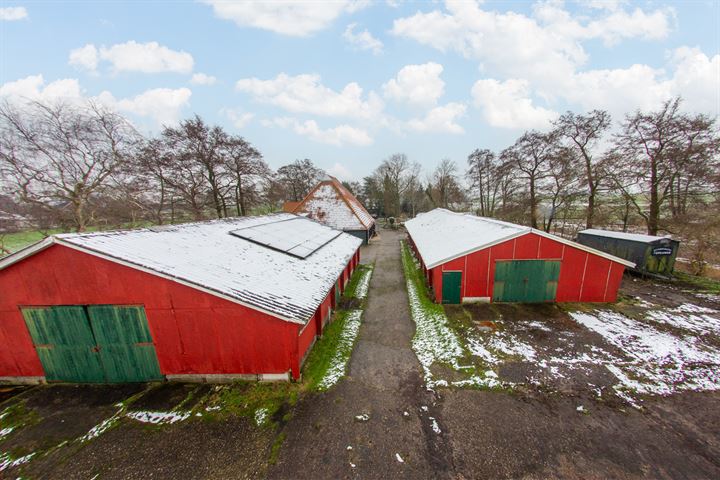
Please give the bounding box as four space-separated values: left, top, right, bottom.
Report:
0 214 362 384
405 209 634 304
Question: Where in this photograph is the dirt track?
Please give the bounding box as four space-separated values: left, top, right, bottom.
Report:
268 229 453 479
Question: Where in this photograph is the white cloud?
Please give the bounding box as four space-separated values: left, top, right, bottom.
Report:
471 78 558 129
69 41 194 74
667 47 720 115
223 108 255 129
69 44 99 71
0 6 27 21
96 88 192 126
383 62 445 107
391 0 674 89
202 0 369 36
190 72 217 85
0 75 192 127
328 162 353 180
0 75 83 103
407 102 466 134
534 1 675 47
236 73 383 120
264 117 373 146
343 23 383 55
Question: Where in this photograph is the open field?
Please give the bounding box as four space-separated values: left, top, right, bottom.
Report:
2 233 720 478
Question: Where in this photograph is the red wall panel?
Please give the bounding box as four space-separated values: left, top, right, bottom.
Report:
0 244 357 380
414 232 626 304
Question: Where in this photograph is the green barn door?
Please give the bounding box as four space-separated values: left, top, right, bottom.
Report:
22 307 105 383
88 306 162 383
493 260 560 303
442 271 462 304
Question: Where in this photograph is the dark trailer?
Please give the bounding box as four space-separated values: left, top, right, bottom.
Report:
576 229 680 277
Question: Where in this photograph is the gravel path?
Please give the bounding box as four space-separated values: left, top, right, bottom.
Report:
268 230 453 479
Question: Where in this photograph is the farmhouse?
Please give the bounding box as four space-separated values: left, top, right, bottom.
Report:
286 176 376 244
0 214 362 384
577 229 680 277
405 209 635 304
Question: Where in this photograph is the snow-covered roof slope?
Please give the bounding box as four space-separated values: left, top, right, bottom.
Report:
578 228 676 244
292 176 374 231
0 214 362 324
406 209 635 269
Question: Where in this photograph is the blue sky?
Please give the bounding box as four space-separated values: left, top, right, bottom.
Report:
1 1 719 180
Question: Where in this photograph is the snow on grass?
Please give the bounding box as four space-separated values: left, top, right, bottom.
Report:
80 412 122 442
316 310 363 391
254 408 269 426
429 417 441 434
355 267 373 300
402 244 467 388
570 310 720 396
646 304 720 336
395 453 404 463
125 410 191 425
0 451 36 472
0 427 13 440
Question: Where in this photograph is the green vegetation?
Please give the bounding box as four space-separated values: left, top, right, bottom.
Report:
400 241 502 390
341 263 373 300
673 271 720 294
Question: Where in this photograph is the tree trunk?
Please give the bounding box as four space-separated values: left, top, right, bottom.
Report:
648 156 659 235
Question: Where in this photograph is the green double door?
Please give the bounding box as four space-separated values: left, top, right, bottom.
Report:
493 260 560 303
22 305 162 383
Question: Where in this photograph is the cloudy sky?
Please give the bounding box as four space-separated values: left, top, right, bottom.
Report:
1 0 718 179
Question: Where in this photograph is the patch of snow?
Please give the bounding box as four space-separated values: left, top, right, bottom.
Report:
403 411 409 417
404 248 467 389
354 267 373 300
466 326 537 364
205 405 221 412
429 417 441 434
126 410 191 425
254 408 269 426
0 427 13 440
355 413 370 422
347 445 353 451
646 304 720 336
80 412 122 442
0 451 36 472
350 462 356 468
570 310 720 396
395 453 404 463
522 320 552 332
576 405 586 413
317 310 363 391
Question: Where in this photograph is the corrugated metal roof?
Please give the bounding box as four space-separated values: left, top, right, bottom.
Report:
578 228 675 244
0 214 362 324
406 209 635 269
292 176 375 231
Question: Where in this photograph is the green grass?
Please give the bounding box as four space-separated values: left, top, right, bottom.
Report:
673 271 720 294
301 310 354 391
341 263 373 300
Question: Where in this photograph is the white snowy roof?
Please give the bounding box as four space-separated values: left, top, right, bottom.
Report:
293 177 374 231
578 229 676 244
0 214 362 324
405 209 635 269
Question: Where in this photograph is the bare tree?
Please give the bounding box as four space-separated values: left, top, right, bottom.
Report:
428 158 464 209
0 100 139 232
276 159 324 201
466 149 505 216
222 136 269 216
554 110 611 229
609 97 718 235
500 131 559 228
162 115 229 219
375 153 421 217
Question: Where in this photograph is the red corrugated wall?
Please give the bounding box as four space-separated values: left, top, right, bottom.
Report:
0 243 359 381
421 232 625 303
